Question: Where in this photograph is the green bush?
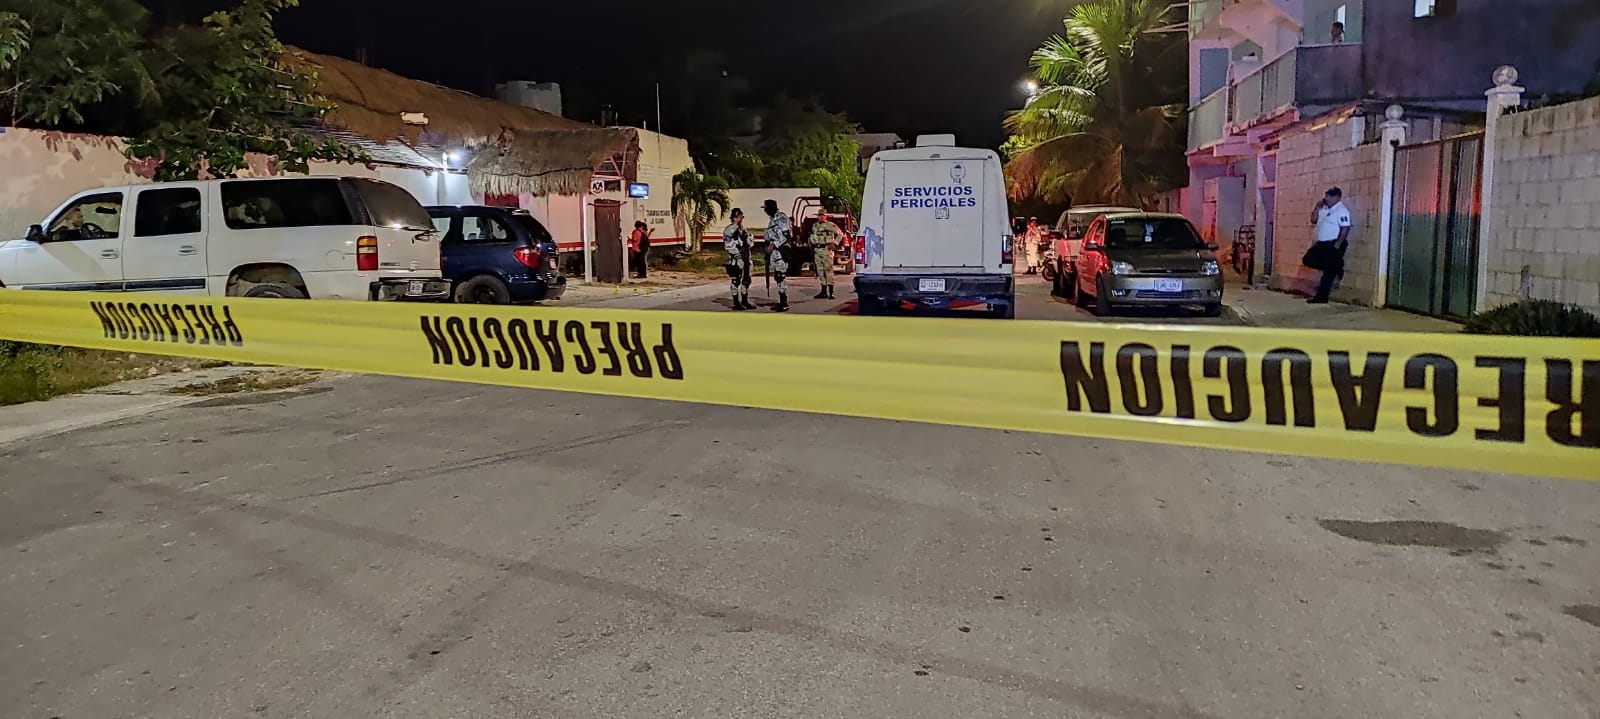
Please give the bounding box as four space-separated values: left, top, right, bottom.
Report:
0 341 70 405
1463 300 1600 338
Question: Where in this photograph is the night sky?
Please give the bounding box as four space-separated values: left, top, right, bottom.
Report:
144 0 1079 147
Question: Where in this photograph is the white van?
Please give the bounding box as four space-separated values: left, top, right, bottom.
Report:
854 135 1015 318
0 177 449 301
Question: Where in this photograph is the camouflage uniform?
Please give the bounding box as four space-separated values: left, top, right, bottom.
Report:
808 218 841 299
764 207 793 312
723 221 755 311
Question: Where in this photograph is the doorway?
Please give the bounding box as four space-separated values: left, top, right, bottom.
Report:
593 199 624 284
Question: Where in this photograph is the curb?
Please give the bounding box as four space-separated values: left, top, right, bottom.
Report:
561 282 728 310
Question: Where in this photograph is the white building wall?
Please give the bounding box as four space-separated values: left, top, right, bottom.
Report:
630 129 694 244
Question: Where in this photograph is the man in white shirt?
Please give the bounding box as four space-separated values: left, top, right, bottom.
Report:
1306 187 1352 304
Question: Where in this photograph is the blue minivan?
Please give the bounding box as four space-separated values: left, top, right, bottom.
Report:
427 205 566 304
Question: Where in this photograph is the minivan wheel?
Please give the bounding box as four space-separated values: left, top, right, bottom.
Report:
454 276 511 305
242 282 306 299
1202 302 1224 318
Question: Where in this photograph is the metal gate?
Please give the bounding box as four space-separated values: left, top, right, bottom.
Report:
1387 133 1484 318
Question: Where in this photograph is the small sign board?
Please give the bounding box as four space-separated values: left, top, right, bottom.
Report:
628 182 650 199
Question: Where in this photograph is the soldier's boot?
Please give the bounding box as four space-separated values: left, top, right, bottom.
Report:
814 287 830 300
739 294 757 310
731 293 747 311
826 286 837 300
772 292 790 312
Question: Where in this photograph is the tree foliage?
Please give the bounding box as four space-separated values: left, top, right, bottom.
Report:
664 57 865 215
124 0 365 181
756 96 864 214
1003 0 1186 207
0 12 25 73
671 170 731 253
0 0 153 129
1 0 362 180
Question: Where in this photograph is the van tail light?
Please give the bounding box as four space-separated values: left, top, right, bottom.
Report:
512 246 542 269
1001 235 1014 264
356 235 379 271
853 235 865 264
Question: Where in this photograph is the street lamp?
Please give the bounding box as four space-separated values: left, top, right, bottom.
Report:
1021 80 1039 96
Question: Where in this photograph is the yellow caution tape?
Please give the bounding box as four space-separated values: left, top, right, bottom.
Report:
1 289 1596 481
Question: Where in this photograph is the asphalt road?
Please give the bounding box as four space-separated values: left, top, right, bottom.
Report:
665 271 1243 324
3 286 1599 718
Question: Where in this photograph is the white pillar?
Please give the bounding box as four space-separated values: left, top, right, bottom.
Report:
1374 105 1409 308
1253 151 1270 286
1475 65 1524 312
581 194 594 285
1349 113 1367 150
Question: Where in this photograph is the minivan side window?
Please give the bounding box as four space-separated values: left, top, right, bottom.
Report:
220 179 354 230
461 213 513 243
135 187 202 237
510 214 555 244
47 192 125 242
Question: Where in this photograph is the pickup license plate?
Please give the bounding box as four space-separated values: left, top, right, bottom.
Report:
918 278 946 293
1154 279 1183 293
408 280 425 295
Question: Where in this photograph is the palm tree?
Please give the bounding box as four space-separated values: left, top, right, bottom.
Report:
1004 0 1186 207
670 169 731 253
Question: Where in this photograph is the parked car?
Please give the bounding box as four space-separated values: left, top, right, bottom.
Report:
426 205 566 304
1067 212 1224 317
1043 205 1138 294
0 177 449 301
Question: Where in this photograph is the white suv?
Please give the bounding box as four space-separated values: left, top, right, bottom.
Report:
0 176 449 301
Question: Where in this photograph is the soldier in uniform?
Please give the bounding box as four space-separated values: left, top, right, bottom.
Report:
762 199 793 312
808 208 842 300
723 208 755 311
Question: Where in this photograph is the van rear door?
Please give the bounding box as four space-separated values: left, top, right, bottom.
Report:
879 156 991 273
344 178 440 277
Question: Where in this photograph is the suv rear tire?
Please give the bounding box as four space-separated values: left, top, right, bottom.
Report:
241 282 306 299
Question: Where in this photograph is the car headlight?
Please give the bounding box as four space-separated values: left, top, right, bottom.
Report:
1202 260 1220 275
1111 261 1136 276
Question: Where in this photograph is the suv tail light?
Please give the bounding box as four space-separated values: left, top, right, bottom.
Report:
512 246 542 269
853 235 865 264
356 235 378 271
1001 235 1014 264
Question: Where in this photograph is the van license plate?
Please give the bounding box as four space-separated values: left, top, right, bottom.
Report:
1154 279 1183 293
918 279 946 293
408 281 425 295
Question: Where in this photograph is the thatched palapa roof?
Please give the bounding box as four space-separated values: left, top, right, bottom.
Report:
295 49 638 197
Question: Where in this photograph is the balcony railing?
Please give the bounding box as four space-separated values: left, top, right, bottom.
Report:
1228 43 1362 130
1189 88 1229 150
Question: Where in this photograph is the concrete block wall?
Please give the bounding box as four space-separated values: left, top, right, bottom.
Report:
1484 96 1600 314
1270 118 1384 304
